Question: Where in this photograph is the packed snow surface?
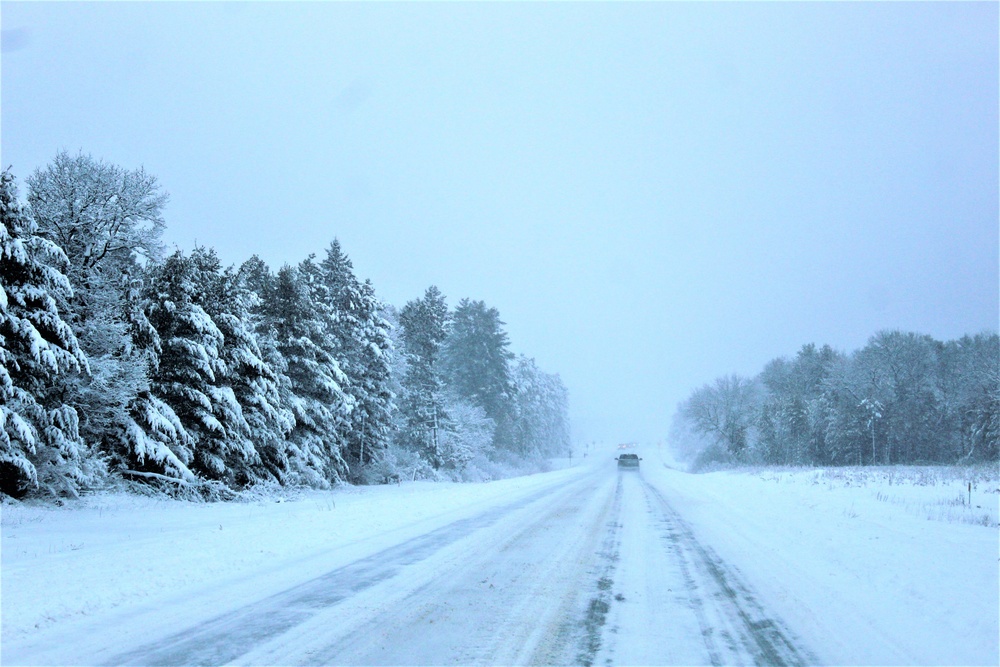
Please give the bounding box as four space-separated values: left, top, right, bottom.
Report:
2 452 997 665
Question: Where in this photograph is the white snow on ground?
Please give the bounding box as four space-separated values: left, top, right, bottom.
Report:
2 451 997 666
2 464 589 648
646 449 999 666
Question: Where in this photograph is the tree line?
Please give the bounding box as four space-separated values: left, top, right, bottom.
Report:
671 331 998 470
1 152 570 499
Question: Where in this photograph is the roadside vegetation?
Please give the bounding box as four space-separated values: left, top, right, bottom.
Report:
670 333 998 471
1 152 570 502
743 464 999 528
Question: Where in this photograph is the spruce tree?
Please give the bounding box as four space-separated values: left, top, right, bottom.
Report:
317 241 394 473
116 263 197 486
351 278 395 468
144 249 277 487
0 169 92 497
187 246 268 486
441 298 514 448
145 251 226 478
237 256 295 482
398 286 449 468
266 264 353 485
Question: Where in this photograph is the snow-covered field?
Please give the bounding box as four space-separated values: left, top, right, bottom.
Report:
646 457 999 665
2 452 997 665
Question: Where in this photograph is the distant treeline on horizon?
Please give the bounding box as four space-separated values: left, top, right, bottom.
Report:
671 330 998 470
1 151 569 501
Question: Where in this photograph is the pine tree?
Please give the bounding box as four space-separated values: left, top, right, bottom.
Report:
756 345 841 464
115 264 197 486
265 264 353 486
0 169 93 497
146 250 243 482
235 256 295 482
350 279 395 470
316 241 394 473
441 298 514 450
187 246 266 486
398 286 449 468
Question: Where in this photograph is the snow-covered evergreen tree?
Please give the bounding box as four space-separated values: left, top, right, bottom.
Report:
112 265 197 486
316 241 394 474
672 330 998 468
348 278 395 471
757 344 840 465
0 169 93 497
398 286 449 468
235 256 295 483
187 246 273 486
441 298 514 449
264 264 353 486
120 393 196 485
145 250 236 481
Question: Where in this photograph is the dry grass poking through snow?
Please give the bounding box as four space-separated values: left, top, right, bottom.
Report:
746 464 1000 529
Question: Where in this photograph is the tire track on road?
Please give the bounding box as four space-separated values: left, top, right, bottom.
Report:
574 473 624 667
643 479 815 666
295 470 616 666
102 473 598 667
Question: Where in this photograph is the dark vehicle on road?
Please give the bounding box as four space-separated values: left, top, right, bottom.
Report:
617 453 641 469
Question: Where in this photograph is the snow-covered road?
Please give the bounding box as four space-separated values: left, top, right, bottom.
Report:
604 473 814 666
222 467 811 666
4 461 812 666
3 452 996 665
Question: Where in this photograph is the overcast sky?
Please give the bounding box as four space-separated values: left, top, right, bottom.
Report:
2 2 997 446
